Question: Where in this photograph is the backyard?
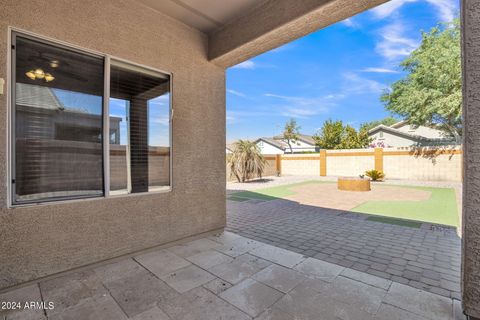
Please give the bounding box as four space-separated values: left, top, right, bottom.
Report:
226 176 462 300
228 179 460 227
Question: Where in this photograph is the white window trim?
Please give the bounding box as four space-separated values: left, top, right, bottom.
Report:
7 27 173 207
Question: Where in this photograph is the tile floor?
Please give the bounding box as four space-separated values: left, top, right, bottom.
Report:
0 232 464 320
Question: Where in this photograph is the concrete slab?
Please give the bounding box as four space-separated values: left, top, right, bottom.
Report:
202 278 233 295
159 287 251 320
130 307 171 320
374 303 428 320
273 282 372 320
341 268 392 290
208 254 271 284
186 250 233 269
103 268 177 318
309 276 387 315
293 257 344 282
215 237 265 257
249 244 306 268
384 282 453 320
219 278 284 317
252 264 306 293
94 258 143 282
135 249 191 277
39 270 107 316
48 295 127 320
255 307 295 320
209 231 243 245
160 265 216 293
167 238 221 258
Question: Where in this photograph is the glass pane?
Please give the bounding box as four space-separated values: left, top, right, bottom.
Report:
14 35 104 203
109 61 170 194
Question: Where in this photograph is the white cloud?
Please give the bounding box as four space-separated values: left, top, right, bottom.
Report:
232 60 255 69
371 0 457 21
227 89 246 97
361 67 399 74
151 116 169 125
371 0 417 18
376 22 419 61
425 0 457 21
342 18 359 28
264 93 342 119
342 72 386 94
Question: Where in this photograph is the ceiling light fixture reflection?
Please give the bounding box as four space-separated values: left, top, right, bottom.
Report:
25 68 55 82
50 60 59 68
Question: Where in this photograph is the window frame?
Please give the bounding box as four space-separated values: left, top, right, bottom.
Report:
7 28 173 207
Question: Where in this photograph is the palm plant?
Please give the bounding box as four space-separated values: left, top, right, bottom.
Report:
228 140 266 183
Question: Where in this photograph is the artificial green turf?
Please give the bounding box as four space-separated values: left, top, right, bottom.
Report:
229 180 329 201
352 185 459 227
366 216 422 228
227 196 251 202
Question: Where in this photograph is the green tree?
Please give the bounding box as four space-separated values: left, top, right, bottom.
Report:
313 119 344 149
228 140 266 183
313 119 370 149
283 119 301 154
381 19 461 142
360 117 399 132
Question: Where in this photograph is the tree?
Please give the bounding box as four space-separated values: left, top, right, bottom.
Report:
360 117 399 132
282 119 301 154
313 119 371 149
228 140 266 183
381 19 461 143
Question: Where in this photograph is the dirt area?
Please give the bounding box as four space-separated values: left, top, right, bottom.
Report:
285 183 432 211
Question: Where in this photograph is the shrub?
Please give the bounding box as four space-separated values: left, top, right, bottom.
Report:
365 169 385 181
228 140 266 183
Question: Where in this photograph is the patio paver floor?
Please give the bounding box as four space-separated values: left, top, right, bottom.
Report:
0 231 463 320
227 185 461 299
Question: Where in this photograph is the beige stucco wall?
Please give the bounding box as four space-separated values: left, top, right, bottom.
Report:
282 154 319 175
326 149 375 177
0 0 225 290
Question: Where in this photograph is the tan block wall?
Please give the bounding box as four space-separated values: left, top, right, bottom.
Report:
383 148 462 181
281 154 319 175
326 149 375 177
0 0 225 290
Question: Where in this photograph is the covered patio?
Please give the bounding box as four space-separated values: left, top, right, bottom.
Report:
1 0 480 319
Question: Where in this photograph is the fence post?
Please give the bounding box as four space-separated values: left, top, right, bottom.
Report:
320 150 327 176
276 154 282 176
374 148 384 172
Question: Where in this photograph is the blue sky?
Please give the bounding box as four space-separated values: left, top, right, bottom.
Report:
226 0 459 142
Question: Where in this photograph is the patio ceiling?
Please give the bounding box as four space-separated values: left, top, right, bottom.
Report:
136 0 389 68
136 0 267 33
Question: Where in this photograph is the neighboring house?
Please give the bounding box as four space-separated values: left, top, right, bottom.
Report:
256 134 318 154
255 137 287 154
368 121 456 148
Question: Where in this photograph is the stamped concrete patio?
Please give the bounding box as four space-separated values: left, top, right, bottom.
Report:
0 231 463 320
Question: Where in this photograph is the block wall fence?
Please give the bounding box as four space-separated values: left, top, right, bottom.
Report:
251 147 462 182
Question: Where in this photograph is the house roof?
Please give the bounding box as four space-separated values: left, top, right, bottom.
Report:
368 124 454 143
255 137 287 150
16 83 64 111
272 134 316 146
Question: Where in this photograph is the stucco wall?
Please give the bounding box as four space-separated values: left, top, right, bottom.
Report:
326 149 375 177
282 154 319 175
0 0 225 290
461 0 480 316
383 148 462 181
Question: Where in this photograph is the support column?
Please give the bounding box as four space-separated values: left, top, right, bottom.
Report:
374 148 383 173
320 150 327 176
129 97 149 193
275 154 282 175
462 1 480 317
